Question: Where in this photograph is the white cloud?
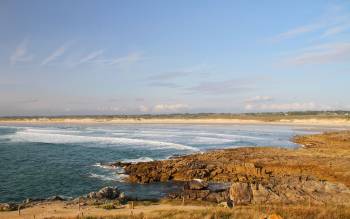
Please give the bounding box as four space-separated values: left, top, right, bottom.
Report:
110 52 143 67
273 24 322 41
93 51 143 69
78 50 104 65
41 43 71 66
10 39 33 65
153 103 189 112
284 42 350 65
139 105 149 113
245 96 273 103
245 102 333 111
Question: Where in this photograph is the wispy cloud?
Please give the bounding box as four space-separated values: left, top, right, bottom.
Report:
93 51 143 69
271 5 350 41
148 81 181 88
187 79 253 95
273 24 322 42
78 50 104 65
146 64 210 88
146 72 189 88
147 71 191 81
41 42 71 66
283 42 350 65
10 39 33 65
110 51 143 67
322 23 350 37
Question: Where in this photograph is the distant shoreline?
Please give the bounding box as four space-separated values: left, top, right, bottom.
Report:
1 118 350 127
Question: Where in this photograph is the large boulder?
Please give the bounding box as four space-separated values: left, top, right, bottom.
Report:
88 187 121 200
229 182 253 205
184 179 209 190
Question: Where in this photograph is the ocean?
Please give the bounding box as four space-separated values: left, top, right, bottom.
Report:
0 124 325 202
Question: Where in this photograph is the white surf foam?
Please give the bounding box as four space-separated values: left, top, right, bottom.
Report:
122 157 154 163
195 132 264 140
9 128 199 151
188 136 233 144
93 163 125 173
89 173 127 181
21 127 83 134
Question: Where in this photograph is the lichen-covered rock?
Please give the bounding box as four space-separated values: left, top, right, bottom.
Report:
87 187 121 200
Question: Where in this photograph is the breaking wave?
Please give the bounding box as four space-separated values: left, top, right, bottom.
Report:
7 128 199 151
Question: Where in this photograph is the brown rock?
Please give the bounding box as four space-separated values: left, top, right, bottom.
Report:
184 180 209 190
229 182 253 205
183 189 210 200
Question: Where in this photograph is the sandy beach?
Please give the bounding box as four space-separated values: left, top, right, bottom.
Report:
1 118 350 127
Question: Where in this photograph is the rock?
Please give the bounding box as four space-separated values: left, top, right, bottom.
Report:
119 192 126 200
47 195 66 201
229 182 253 205
183 189 210 200
25 198 33 204
251 183 281 204
0 203 18 211
206 191 230 203
88 187 121 200
184 179 209 190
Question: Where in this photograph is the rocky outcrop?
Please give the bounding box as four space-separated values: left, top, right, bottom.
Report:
87 187 123 200
113 131 350 187
110 131 350 206
167 176 350 206
168 180 230 203
228 176 350 205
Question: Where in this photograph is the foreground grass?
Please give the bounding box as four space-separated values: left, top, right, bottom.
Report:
45 203 350 219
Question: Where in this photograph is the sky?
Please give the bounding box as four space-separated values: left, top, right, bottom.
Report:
0 0 350 116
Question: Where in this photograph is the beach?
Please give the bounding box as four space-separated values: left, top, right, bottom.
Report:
1 117 350 127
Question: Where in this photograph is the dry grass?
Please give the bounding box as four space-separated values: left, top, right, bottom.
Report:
42 204 350 219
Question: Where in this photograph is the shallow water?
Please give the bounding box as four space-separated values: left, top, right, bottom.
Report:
0 124 326 202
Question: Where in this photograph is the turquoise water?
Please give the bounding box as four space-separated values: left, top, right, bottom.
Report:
0 124 320 202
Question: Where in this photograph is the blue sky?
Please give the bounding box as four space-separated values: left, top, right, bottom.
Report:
1 0 350 116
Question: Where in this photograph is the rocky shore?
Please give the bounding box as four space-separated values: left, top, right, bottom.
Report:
110 131 350 206
1 131 349 218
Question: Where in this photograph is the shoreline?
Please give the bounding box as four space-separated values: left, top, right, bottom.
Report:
1 130 350 218
1 118 350 127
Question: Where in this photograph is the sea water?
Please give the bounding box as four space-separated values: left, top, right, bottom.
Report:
0 124 327 202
